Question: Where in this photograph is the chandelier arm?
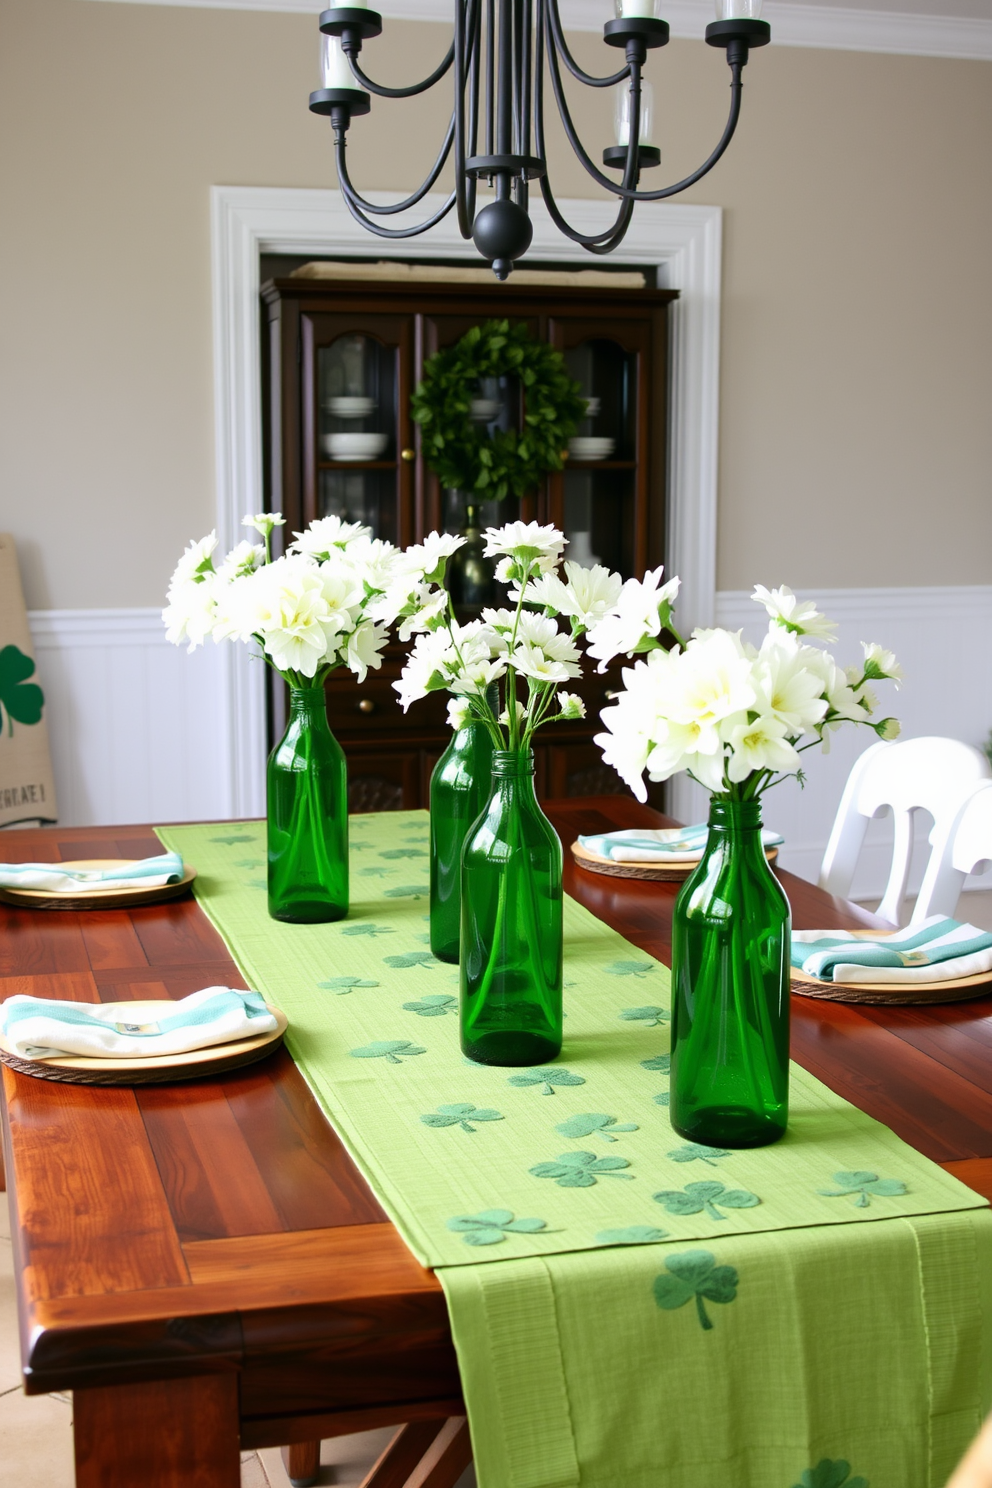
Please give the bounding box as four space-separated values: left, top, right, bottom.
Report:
454 0 474 239
628 65 743 201
335 142 458 236
537 171 635 250
333 116 456 216
546 0 628 89
347 42 455 100
542 5 639 202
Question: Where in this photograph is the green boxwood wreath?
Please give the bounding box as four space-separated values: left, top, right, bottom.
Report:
410 319 587 502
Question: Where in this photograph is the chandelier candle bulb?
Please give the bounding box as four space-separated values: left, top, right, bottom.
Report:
615 80 655 147
320 33 354 90
717 0 763 16
615 0 660 15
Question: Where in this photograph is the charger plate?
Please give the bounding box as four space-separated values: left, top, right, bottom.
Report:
790 931 992 1005
571 838 778 883
0 1001 288 1085
0 859 197 911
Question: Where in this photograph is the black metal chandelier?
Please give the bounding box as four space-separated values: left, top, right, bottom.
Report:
309 1 770 280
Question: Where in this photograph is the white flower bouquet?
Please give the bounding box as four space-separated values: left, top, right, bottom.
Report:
163 513 405 686
593 582 901 802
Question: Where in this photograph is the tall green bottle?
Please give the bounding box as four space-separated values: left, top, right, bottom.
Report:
429 706 496 962
460 749 563 1066
267 685 348 924
670 797 790 1148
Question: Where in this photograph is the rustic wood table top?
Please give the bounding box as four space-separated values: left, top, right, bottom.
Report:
3 798 992 1486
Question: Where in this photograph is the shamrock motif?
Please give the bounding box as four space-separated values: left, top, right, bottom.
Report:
0 645 44 735
350 1040 426 1064
596 1226 668 1246
384 952 442 970
350 842 372 851
640 1054 671 1073
818 1171 907 1208
666 1143 730 1167
383 884 430 899
421 1103 504 1133
555 1113 638 1143
356 866 395 878
530 1151 633 1188
604 960 656 978
447 1210 547 1246
404 994 457 1017
233 858 264 869
620 1006 670 1027
653 1181 761 1222
210 833 256 845
653 1092 671 1107
247 878 268 890
508 1067 585 1096
791 1461 868 1488
318 976 380 994
653 1249 738 1330
341 922 395 937
380 847 428 859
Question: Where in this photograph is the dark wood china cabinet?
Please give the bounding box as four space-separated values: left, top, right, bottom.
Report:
261 268 677 811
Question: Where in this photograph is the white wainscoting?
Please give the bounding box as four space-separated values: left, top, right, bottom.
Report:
26 590 992 906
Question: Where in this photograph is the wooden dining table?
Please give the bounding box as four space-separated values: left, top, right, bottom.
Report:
3 796 992 1488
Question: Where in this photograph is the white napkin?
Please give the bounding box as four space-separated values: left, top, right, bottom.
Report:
0 987 277 1059
0 852 184 894
579 825 784 865
792 916 992 985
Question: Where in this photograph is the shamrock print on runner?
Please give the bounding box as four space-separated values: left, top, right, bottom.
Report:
210 833 257 846
666 1143 731 1167
385 952 443 970
318 976 380 994
448 1210 547 1246
555 1113 638 1143
404 994 457 1017
640 1054 670 1073
596 1226 669 1246
653 1181 761 1222
421 1104 504 1133
384 884 430 899
530 1152 633 1188
508 1067 585 1096
653 1249 738 1331
791 1461 868 1488
380 847 429 859
340 922 395 938
620 1006 670 1027
350 1040 426 1064
355 866 396 878
247 879 267 890
605 960 657 979
818 1171 907 1208
233 858 265 870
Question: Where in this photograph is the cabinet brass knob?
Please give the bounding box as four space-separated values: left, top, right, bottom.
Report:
401 448 416 462
358 698 375 714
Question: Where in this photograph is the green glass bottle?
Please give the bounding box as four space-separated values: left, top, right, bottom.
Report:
430 712 496 963
267 685 348 924
460 749 563 1066
670 797 791 1148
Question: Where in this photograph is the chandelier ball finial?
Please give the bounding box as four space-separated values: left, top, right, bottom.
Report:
472 199 534 279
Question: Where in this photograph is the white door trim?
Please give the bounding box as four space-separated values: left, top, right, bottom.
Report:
211 184 722 816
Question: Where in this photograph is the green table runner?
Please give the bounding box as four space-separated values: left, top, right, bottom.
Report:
159 813 992 1487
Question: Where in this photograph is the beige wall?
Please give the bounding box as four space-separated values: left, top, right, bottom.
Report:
1 0 990 609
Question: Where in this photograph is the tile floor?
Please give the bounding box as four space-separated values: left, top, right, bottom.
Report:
0 1198 474 1487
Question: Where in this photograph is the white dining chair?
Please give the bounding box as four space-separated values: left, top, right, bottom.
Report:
817 737 992 926
912 780 992 925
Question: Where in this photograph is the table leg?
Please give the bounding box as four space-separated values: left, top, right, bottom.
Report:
358 1418 472 1488
281 1439 321 1486
74 1374 240 1488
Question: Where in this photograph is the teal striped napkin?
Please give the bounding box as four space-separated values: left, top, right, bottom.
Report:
792 916 992 984
0 852 184 894
579 824 784 863
0 988 276 1059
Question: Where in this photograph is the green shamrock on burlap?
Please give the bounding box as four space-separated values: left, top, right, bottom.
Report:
508 1067 585 1096
447 1210 547 1246
0 645 44 736
555 1113 638 1143
605 960 656 978
818 1171 907 1208
791 1461 869 1488
653 1249 738 1331
653 1181 761 1222
403 994 457 1017
596 1226 668 1246
620 1006 670 1027
666 1143 730 1167
421 1104 504 1133
318 976 379 994
340 922 395 937
350 1040 426 1064
530 1152 633 1188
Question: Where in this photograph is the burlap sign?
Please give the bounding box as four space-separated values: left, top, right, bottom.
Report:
0 534 57 826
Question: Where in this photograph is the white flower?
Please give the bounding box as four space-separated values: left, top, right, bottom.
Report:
752 585 837 641
861 642 903 684
396 583 449 642
667 630 757 730
526 562 623 629
752 631 829 735
344 536 403 594
725 714 801 783
557 692 586 720
394 629 458 711
243 513 286 539
345 620 388 683
215 555 360 678
499 700 527 727
169 531 218 588
585 566 680 670
289 515 372 558
878 716 902 740
511 643 575 686
163 574 219 652
401 532 467 585
216 541 264 581
483 521 566 564
447 698 472 730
